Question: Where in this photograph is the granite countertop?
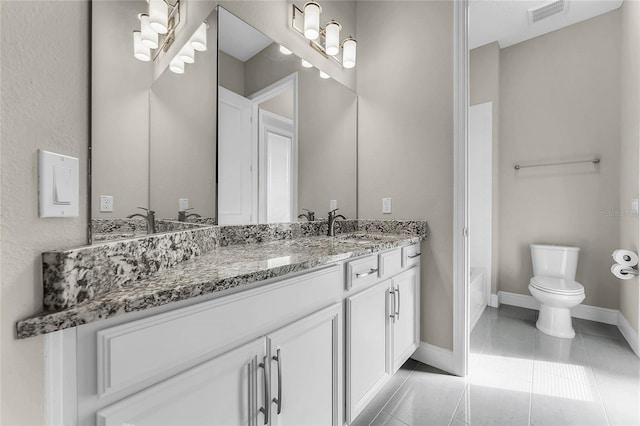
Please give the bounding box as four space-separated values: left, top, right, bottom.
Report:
17 233 422 339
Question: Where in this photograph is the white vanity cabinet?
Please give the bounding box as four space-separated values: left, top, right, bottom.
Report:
345 245 421 423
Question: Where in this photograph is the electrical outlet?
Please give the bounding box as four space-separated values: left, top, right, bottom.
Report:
330 200 337 210
382 198 392 214
179 198 189 211
100 195 113 212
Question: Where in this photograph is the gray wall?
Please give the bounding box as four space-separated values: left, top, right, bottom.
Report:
218 50 245 96
1 1 90 424
357 1 454 349
470 42 500 296
92 0 151 218
619 0 640 331
149 16 218 219
498 11 621 308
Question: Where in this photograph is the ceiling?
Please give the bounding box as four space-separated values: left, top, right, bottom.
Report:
218 8 273 62
469 0 623 50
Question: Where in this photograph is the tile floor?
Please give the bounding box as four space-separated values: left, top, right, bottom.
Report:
353 305 640 426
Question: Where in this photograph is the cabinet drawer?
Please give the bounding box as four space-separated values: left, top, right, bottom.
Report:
346 255 380 290
379 249 402 280
402 243 422 267
96 266 342 398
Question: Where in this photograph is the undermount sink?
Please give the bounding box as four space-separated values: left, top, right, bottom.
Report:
334 233 385 244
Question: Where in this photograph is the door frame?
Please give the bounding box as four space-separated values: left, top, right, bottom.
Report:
452 0 470 377
249 73 298 224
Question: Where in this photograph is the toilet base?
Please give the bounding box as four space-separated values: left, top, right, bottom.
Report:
536 304 576 339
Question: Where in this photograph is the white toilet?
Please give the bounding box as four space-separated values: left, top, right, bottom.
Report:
529 244 585 338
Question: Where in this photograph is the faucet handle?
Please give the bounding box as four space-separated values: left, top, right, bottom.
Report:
329 208 340 215
137 207 155 215
179 207 194 213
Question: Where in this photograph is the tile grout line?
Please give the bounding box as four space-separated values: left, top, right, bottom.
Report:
447 382 470 426
528 330 537 426
368 362 420 426
578 329 613 426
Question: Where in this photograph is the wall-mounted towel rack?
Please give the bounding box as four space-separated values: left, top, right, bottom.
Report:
514 157 600 170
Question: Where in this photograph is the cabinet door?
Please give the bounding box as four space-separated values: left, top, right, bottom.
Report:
346 280 392 423
268 304 342 426
392 267 420 373
96 338 265 426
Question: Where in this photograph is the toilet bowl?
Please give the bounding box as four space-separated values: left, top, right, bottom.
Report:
529 244 585 338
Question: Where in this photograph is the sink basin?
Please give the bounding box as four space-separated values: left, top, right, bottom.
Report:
334 233 386 245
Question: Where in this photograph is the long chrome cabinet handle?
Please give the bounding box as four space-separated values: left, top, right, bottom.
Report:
389 290 396 322
395 287 400 320
356 268 379 278
408 252 421 259
272 348 282 415
259 356 269 425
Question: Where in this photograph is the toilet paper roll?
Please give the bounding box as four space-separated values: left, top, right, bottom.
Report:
612 249 639 267
611 263 636 280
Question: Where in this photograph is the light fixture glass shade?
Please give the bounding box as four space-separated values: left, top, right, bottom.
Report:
303 2 321 40
170 57 185 74
140 14 159 49
191 22 208 51
133 31 151 62
149 0 169 34
178 44 195 64
325 21 341 56
301 59 313 68
279 45 292 55
319 70 330 79
342 38 357 69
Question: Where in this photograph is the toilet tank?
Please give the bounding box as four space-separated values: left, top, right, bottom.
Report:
530 244 580 281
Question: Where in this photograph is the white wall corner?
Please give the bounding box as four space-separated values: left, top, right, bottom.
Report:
490 293 500 308
411 341 455 375
617 311 640 357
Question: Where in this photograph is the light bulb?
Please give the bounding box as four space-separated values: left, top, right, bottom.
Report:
139 14 158 49
319 70 330 79
170 57 185 74
301 59 313 68
149 0 168 34
325 21 341 56
279 45 292 55
179 44 195 64
191 22 208 52
133 31 151 62
303 2 321 40
342 37 357 69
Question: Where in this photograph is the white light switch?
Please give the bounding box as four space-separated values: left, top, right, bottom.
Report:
382 198 392 214
179 198 189 211
39 150 79 218
330 200 337 210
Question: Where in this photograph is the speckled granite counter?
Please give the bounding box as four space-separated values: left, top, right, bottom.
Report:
17 232 424 339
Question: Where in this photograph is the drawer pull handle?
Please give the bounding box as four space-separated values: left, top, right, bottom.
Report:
259 356 269 424
389 290 396 322
395 287 400 320
356 268 378 278
272 348 282 415
408 253 421 259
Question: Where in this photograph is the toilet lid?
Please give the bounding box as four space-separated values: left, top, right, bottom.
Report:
530 276 584 295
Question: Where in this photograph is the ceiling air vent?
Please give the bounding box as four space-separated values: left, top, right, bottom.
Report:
528 0 565 23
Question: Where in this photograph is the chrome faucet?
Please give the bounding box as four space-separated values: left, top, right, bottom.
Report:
297 208 315 222
178 208 201 222
327 208 346 237
127 207 156 234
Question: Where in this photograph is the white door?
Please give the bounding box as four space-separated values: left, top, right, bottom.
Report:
392 267 420 373
218 86 256 225
96 338 265 426
258 109 296 223
346 280 391 423
268 304 341 426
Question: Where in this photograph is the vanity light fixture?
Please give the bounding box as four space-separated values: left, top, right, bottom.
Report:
178 43 195 64
319 70 330 79
133 31 152 62
292 3 357 69
190 22 208 51
169 57 185 74
132 0 181 63
301 59 313 68
279 45 293 55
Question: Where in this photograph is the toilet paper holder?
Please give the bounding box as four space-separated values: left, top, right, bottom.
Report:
621 268 639 276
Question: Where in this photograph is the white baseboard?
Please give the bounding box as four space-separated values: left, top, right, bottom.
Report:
410 341 454 375
489 293 499 308
496 291 618 325
617 312 640 357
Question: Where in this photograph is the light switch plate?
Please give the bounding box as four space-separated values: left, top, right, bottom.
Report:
632 198 639 215
382 198 392 214
39 150 79 218
330 200 337 210
179 198 189 211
